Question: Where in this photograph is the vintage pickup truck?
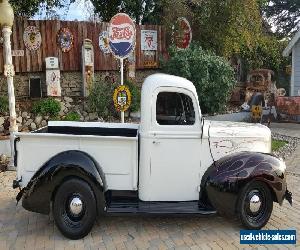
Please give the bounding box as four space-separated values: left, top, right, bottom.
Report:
13 74 292 239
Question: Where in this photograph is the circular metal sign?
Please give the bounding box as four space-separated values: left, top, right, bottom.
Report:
23 26 42 51
108 13 135 58
174 17 192 49
113 85 132 112
99 31 110 54
57 27 74 53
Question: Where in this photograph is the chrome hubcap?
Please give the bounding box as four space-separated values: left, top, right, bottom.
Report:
69 197 83 215
249 194 261 213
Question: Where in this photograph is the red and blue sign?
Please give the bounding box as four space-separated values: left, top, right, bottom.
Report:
108 13 136 58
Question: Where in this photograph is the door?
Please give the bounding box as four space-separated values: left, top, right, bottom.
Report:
146 88 203 201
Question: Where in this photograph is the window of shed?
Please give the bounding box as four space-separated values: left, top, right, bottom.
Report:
156 92 195 125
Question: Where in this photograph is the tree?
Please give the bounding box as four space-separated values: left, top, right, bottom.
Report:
162 44 235 114
9 0 74 17
89 0 120 22
89 0 165 24
262 0 300 37
189 0 263 57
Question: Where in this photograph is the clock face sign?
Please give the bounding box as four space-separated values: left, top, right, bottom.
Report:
57 27 74 52
113 85 132 112
23 26 42 51
108 13 135 58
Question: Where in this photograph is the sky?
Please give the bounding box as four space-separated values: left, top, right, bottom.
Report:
34 0 93 21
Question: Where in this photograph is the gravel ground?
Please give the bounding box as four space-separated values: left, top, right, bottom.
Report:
272 132 300 160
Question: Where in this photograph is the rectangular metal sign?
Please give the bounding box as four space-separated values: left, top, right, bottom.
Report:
141 30 157 51
12 50 24 57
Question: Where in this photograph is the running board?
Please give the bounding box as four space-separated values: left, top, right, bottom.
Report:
106 201 216 215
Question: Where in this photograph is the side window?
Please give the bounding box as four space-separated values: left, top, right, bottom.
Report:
156 92 195 125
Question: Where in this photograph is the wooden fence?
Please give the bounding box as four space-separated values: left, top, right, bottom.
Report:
0 18 167 73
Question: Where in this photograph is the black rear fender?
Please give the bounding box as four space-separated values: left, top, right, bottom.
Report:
199 151 287 216
19 150 107 215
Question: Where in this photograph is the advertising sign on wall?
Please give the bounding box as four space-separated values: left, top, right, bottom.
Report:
174 17 192 49
23 26 42 51
113 85 132 112
99 31 111 54
46 70 61 96
57 28 74 53
12 50 24 57
45 57 61 97
141 30 157 51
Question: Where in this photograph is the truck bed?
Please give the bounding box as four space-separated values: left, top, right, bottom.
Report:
15 121 139 191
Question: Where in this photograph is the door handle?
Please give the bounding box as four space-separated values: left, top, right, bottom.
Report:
152 140 161 145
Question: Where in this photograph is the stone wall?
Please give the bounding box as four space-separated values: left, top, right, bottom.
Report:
0 97 111 134
0 69 159 98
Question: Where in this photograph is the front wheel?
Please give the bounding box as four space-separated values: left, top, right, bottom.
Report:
237 180 273 229
53 178 97 239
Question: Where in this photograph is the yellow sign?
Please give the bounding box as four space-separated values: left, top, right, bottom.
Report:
144 60 158 68
251 105 262 121
113 85 132 112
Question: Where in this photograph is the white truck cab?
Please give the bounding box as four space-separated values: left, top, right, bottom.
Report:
13 74 292 239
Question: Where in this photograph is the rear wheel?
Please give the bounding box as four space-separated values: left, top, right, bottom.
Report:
237 181 273 229
53 178 97 239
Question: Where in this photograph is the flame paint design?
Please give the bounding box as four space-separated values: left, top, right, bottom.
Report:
203 152 287 214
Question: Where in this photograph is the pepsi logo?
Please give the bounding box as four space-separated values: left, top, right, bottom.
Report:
108 13 136 58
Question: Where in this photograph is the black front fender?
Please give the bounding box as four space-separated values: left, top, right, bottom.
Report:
200 151 287 215
18 150 107 215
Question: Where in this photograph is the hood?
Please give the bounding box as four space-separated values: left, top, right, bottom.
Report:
207 120 271 161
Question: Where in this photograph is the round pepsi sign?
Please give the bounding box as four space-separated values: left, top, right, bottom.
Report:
108 13 136 58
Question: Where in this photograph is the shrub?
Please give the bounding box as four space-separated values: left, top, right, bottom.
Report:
64 111 81 121
88 80 118 118
0 96 9 114
88 79 141 118
32 98 61 117
125 80 141 113
161 43 235 114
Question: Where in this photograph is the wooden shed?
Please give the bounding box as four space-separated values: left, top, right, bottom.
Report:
283 29 300 96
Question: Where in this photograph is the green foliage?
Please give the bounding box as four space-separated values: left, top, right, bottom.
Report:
0 96 9 114
63 111 80 121
262 0 300 38
240 35 291 90
88 79 141 118
162 44 235 114
90 0 164 24
240 36 290 72
9 0 74 17
124 80 141 113
190 0 262 57
88 80 118 118
32 98 61 117
89 0 120 22
272 139 287 152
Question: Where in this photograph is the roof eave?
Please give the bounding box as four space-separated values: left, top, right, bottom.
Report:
283 29 300 57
